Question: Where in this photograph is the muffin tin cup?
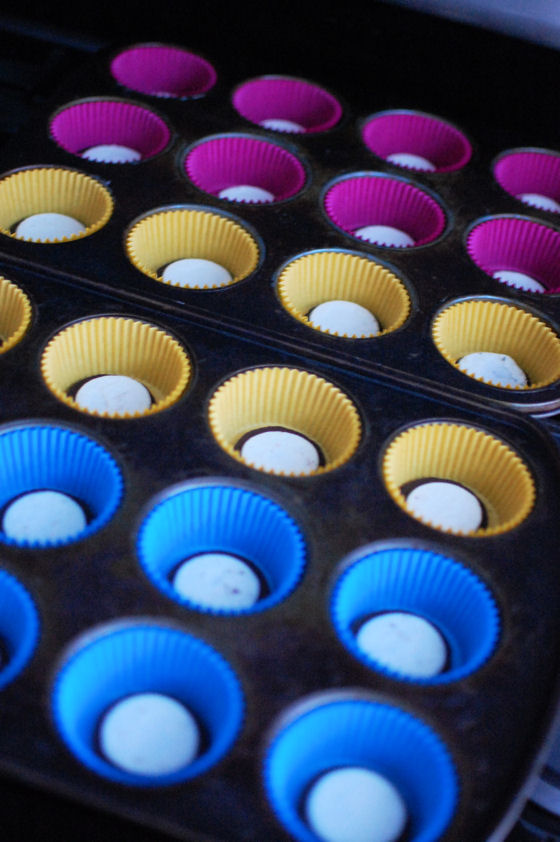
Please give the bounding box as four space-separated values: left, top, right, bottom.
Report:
0 570 39 689
109 43 217 98
232 76 342 133
136 481 306 614
493 149 560 213
331 545 500 684
382 421 535 536
41 316 191 418
263 693 458 842
51 621 244 786
125 206 261 288
0 277 32 353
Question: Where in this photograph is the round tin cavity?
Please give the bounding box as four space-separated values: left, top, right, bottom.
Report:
0 277 31 353
493 150 560 213
0 570 39 689
110 43 217 98
232 76 342 134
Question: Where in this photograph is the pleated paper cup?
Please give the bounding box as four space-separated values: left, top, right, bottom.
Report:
362 110 472 172
137 482 306 614
263 694 457 842
232 76 342 134
208 367 361 476
0 277 31 353
382 421 535 536
432 298 560 389
331 546 499 684
51 621 244 786
0 167 113 242
41 316 191 418
125 207 260 289
110 43 217 98
493 149 560 213
277 249 411 337
0 570 39 689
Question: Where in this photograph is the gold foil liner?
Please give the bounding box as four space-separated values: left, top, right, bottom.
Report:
382 422 535 536
277 251 411 337
41 316 191 418
208 367 361 475
432 299 560 389
0 278 32 352
0 167 113 242
125 208 260 288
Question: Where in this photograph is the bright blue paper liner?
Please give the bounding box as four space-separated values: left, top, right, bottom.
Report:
0 569 39 689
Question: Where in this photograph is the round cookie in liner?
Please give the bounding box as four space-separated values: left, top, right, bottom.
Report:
110 43 217 98
232 76 342 134
493 149 560 214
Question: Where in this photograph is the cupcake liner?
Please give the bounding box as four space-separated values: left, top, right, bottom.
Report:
0 277 32 353
0 424 122 547
331 546 499 684
264 696 457 842
276 249 411 337
362 110 472 172
0 167 113 243
466 216 560 293
493 149 560 212
232 76 342 133
208 367 361 476
432 298 560 389
0 570 39 689
110 43 217 98
184 135 306 202
50 99 171 161
125 207 260 289
137 482 306 614
323 174 446 247
382 421 535 536
52 622 243 785
41 316 191 418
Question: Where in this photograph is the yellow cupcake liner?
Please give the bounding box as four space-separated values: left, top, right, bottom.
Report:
125 208 260 288
0 277 32 352
41 316 191 418
382 421 535 536
0 167 113 242
432 299 560 389
277 250 411 337
208 366 361 475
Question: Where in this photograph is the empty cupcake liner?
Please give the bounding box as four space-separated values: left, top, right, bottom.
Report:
51 621 244 785
110 43 217 98
466 216 560 293
382 421 535 536
493 149 560 212
264 694 457 842
41 316 191 418
362 110 472 172
0 424 122 547
208 366 361 476
323 174 447 247
331 546 499 684
137 481 306 614
184 134 306 202
0 277 32 353
125 206 260 289
232 76 342 133
0 569 39 689
276 249 411 337
50 99 171 162
0 166 113 243
432 298 560 389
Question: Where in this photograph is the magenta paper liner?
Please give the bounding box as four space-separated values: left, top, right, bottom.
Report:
324 174 446 247
362 111 472 172
232 76 342 133
184 135 306 202
466 216 560 294
50 100 171 160
493 150 560 211
110 44 217 98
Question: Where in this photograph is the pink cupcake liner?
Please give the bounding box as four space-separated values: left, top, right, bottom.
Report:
50 99 171 161
362 110 472 173
184 135 306 202
493 149 560 211
232 76 342 133
324 174 446 246
466 216 560 293
110 44 217 98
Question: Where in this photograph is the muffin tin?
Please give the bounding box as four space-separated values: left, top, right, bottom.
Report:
0 36 559 842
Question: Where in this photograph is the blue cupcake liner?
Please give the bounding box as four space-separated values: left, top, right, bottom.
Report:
51 621 244 786
331 546 500 685
264 696 458 842
0 424 123 547
136 482 306 615
0 569 39 689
